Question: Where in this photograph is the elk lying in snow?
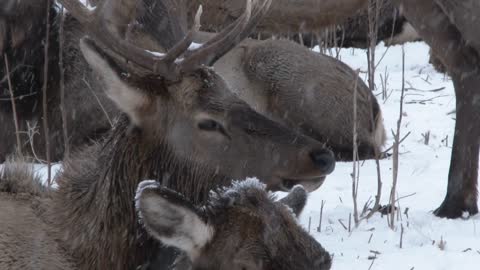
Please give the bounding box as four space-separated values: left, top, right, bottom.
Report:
40 0 335 269
193 32 386 161
0 160 332 269
136 179 332 269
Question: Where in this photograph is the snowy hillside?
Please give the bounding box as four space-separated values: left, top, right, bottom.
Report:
301 42 480 269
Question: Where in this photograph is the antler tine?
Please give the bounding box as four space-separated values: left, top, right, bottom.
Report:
59 0 96 25
60 0 187 80
161 5 203 64
179 0 272 71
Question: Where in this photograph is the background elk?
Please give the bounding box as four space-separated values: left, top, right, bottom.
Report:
39 0 335 269
136 179 332 270
193 32 386 161
0 0 118 162
194 0 419 49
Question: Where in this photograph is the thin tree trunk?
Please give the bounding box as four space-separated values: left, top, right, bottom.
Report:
42 0 52 185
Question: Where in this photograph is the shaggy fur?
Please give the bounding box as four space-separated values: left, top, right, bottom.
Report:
0 156 45 195
0 157 77 270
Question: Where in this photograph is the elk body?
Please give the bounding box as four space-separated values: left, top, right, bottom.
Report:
193 32 386 161
189 0 369 34
28 0 335 269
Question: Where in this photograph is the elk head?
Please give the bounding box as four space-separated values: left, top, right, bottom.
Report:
136 179 332 270
59 0 335 191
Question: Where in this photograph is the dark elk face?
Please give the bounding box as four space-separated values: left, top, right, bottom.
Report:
75 0 335 191
63 0 336 192
136 179 332 270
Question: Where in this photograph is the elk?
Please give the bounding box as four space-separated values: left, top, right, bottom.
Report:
38 0 335 269
396 0 480 218
188 0 369 34
0 159 331 269
192 32 386 161
193 0 419 49
136 178 332 270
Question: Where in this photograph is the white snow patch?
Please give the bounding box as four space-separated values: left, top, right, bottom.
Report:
303 41 480 270
188 42 204 51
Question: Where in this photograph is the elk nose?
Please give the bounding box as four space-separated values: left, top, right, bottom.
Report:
309 149 335 174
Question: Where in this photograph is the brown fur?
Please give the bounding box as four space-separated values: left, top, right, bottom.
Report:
0 158 77 270
136 180 332 269
189 0 368 34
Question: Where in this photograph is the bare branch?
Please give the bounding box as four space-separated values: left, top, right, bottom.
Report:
4 55 22 155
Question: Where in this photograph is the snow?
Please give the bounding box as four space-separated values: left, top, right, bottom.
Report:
300 41 480 269
188 42 204 51
8 41 479 268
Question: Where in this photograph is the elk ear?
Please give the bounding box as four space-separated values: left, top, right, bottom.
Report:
79 37 148 126
279 185 308 217
135 180 213 259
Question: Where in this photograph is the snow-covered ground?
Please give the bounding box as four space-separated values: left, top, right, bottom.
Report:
3 41 478 269
300 42 480 269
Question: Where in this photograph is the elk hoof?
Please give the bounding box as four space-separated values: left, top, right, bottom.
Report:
433 197 479 219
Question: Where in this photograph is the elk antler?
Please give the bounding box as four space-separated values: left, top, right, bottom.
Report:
59 0 272 81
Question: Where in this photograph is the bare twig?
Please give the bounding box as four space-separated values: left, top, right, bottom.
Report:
389 45 406 230
317 200 325 233
338 219 348 231
352 68 361 226
42 0 52 186
308 216 312 233
25 121 47 163
405 86 445 92
59 6 69 157
405 94 449 104
421 131 431 145
400 223 404 248
83 78 114 127
358 0 384 223
4 55 22 154
0 92 38 101
381 131 411 154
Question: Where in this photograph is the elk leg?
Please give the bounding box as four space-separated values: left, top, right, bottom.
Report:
434 73 480 218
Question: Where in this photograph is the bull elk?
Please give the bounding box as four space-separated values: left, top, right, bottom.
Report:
37 0 335 269
0 159 332 270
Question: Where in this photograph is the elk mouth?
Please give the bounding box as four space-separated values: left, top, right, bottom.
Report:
279 176 327 192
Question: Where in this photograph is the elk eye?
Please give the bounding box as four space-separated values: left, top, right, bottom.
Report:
198 119 223 131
